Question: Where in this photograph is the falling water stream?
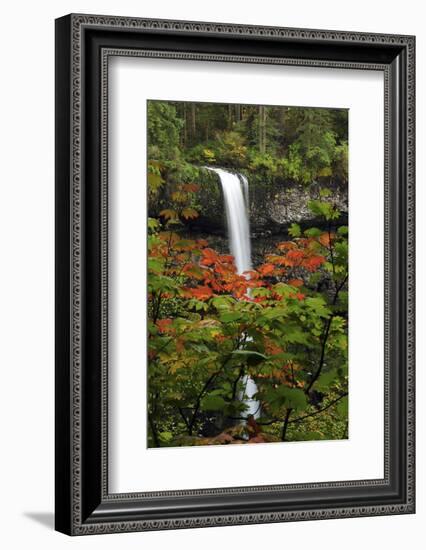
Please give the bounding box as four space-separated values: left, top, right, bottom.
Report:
207 168 261 420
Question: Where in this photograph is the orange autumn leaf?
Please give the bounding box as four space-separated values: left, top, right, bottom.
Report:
212 263 228 276
171 191 187 203
266 254 289 266
319 232 334 247
253 296 268 303
174 239 199 251
182 183 200 193
258 263 275 276
159 208 178 221
156 318 173 333
219 254 235 264
264 340 284 355
288 278 304 287
200 248 219 266
247 416 261 436
187 285 213 300
181 207 199 220
243 269 260 280
182 263 204 280
303 255 326 272
286 249 305 263
232 285 250 299
277 241 297 251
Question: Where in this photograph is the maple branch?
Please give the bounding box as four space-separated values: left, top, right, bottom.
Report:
305 314 334 394
327 223 336 278
281 408 293 441
188 371 220 436
178 407 191 432
231 366 245 402
305 273 348 394
187 354 233 435
255 391 348 429
289 392 348 424
148 391 161 447
148 415 160 447
152 291 162 324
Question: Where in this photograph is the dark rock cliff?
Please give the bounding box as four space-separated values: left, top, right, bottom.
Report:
149 168 348 238
191 168 347 236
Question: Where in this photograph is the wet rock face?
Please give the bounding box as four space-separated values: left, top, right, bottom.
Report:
152 170 348 269
194 173 348 236
149 168 348 237
265 183 347 226
194 171 226 233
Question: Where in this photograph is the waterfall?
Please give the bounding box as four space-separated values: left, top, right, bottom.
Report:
207 168 261 420
239 173 250 214
208 168 252 275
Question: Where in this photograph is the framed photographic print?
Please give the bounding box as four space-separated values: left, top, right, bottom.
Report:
55 14 415 535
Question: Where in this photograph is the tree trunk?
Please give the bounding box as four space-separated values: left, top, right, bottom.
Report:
182 103 187 147
259 105 267 154
281 407 293 442
190 103 196 144
228 104 233 129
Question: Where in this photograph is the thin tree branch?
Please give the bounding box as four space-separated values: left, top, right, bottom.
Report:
188 370 220 436
254 392 348 427
178 407 191 432
306 273 348 394
231 366 244 402
289 392 348 424
187 354 233 435
281 408 293 441
148 414 160 447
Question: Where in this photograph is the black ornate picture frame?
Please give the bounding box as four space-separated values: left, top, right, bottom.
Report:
55 14 415 535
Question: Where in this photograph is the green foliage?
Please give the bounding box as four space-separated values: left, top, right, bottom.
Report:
333 141 349 183
146 198 349 447
289 223 301 238
265 386 308 412
147 101 348 199
147 101 183 156
215 131 248 167
308 199 340 220
201 394 227 412
146 100 349 448
279 109 340 184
